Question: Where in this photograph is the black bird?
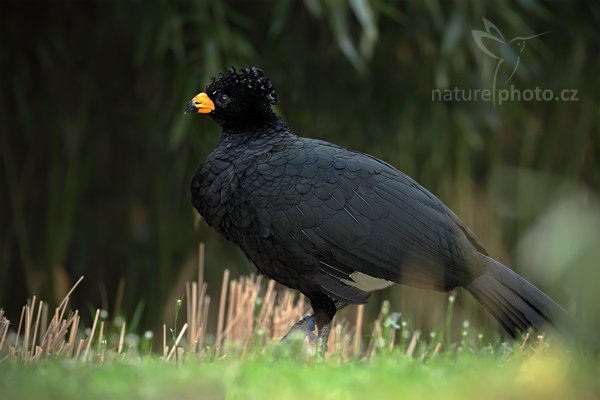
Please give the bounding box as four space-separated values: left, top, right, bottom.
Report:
187 67 573 349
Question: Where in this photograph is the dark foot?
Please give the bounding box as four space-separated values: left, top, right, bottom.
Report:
281 315 317 342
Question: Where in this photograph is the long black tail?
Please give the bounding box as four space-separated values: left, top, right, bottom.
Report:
466 254 575 339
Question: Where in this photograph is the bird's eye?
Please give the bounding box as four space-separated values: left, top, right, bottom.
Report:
217 93 230 106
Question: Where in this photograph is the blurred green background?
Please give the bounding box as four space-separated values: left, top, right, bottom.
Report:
1 0 599 337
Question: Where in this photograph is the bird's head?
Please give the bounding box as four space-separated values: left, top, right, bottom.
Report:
186 67 279 130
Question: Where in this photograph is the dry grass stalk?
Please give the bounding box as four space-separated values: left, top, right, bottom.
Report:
353 304 364 356
23 296 35 357
16 306 25 350
189 244 209 350
166 323 188 362
222 275 261 345
162 324 167 358
198 243 205 291
83 309 100 361
97 321 105 354
9 294 88 361
75 338 85 358
23 305 31 359
66 311 79 357
195 287 208 348
366 305 386 359
118 321 126 354
234 280 245 341
31 300 43 354
258 280 276 333
225 280 236 342
406 330 421 357
185 245 209 353
519 332 531 351
215 269 230 350
37 276 84 356
45 311 77 355
432 342 442 357
332 322 347 358
199 295 210 345
388 328 396 351
272 291 304 339
58 276 85 311
34 345 43 359
40 303 48 341
186 282 196 351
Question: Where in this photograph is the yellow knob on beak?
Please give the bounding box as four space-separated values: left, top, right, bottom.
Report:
186 92 215 114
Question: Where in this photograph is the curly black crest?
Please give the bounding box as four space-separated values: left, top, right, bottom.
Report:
207 67 278 105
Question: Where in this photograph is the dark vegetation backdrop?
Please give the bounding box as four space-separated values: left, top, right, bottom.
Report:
1 0 599 337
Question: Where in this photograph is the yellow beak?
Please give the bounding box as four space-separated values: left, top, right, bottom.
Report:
187 92 215 114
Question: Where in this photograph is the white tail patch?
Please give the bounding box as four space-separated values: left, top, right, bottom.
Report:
341 272 394 292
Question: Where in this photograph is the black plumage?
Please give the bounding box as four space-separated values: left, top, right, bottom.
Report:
187 67 574 346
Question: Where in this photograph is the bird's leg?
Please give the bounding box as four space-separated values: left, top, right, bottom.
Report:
281 297 347 342
315 322 331 360
311 294 338 360
281 300 347 343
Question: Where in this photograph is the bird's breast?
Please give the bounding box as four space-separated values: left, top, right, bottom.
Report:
191 148 265 241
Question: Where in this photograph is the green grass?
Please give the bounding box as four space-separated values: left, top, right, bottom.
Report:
1 272 599 400
1 346 599 400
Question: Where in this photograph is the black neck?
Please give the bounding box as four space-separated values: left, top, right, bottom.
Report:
221 111 287 135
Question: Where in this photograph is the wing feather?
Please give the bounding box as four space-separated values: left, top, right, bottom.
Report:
250 139 485 299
